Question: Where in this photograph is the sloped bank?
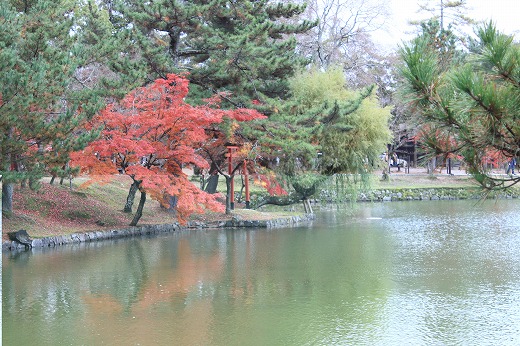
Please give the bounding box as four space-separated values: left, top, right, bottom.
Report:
2 213 316 252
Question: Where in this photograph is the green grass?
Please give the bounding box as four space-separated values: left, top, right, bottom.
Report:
72 177 132 212
372 174 477 189
63 210 91 220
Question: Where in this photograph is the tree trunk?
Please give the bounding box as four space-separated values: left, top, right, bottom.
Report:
130 189 146 226
2 182 14 214
50 175 56 185
199 174 205 190
225 175 232 214
160 194 178 214
204 174 219 194
167 195 178 213
237 174 245 203
204 162 220 193
124 181 139 213
303 199 313 214
2 127 14 214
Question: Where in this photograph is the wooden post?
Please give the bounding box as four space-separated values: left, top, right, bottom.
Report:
244 160 250 209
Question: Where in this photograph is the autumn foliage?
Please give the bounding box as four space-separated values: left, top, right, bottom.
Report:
72 74 265 224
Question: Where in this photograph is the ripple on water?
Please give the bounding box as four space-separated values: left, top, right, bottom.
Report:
4 199 520 345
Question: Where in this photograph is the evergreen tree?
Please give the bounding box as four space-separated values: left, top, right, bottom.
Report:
391 17 467 173
115 0 315 107
108 0 315 202
413 0 474 40
0 0 128 213
1 0 85 212
399 22 520 189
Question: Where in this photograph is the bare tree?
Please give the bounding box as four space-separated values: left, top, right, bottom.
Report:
412 0 474 42
295 0 389 68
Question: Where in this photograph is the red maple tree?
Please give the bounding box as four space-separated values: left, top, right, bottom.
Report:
72 74 264 225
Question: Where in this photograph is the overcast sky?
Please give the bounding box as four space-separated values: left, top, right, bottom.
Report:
373 0 520 50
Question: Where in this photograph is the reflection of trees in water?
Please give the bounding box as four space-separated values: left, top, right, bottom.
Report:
3 239 157 344
3 251 79 319
89 239 150 313
3 251 87 344
77 235 225 345
202 227 394 345
5 202 520 345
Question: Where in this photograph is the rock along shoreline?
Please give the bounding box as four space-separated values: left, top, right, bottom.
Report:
2 213 316 252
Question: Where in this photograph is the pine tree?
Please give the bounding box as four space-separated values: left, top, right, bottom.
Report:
1 0 95 212
415 0 473 28
115 0 315 106
109 0 315 204
0 0 131 213
399 22 520 189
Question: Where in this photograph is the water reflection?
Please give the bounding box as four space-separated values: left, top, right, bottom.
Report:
3 200 520 345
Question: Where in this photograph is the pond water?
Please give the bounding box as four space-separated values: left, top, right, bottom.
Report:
3 199 520 345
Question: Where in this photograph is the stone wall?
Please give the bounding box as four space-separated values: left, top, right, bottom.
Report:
186 213 316 229
356 187 520 202
2 214 316 252
3 222 184 251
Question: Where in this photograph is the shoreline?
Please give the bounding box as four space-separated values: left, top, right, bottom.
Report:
3 171 520 252
2 213 316 252
5 186 520 252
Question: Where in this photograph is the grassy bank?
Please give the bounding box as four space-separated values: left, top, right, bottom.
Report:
0 172 497 241
1 175 299 241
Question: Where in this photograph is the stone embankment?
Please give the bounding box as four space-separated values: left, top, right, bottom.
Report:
186 213 315 229
356 187 520 202
2 213 316 252
311 186 520 205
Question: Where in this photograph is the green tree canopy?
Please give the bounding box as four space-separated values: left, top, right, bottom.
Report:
252 67 391 208
115 0 315 107
1 0 98 212
0 0 133 213
389 16 467 173
399 22 520 189
284 67 391 175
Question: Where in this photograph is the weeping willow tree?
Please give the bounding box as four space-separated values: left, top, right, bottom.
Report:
318 88 393 202
399 22 520 190
252 67 391 209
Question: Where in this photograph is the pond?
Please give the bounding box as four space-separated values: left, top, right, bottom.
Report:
3 199 520 345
